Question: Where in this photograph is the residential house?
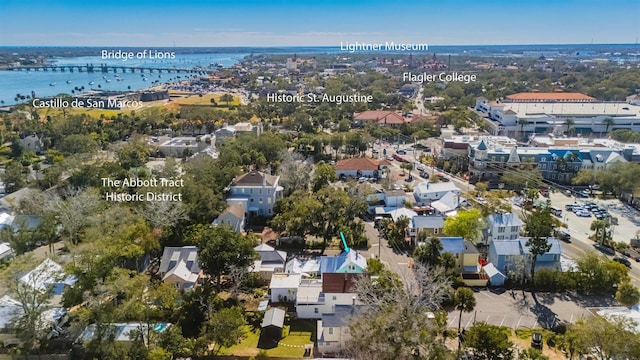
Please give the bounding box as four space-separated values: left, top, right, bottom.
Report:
226 171 284 217
19 259 77 296
483 212 524 245
409 216 445 240
212 203 246 233
285 258 321 278
253 244 287 280
19 134 45 154
427 237 488 286
430 191 464 216
269 273 301 303
159 246 200 290
367 189 406 212
387 208 418 223
413 182 461 206
489 237 562 277
334 158 391 179
0 295 66 332
261 308 285 340
317 305 360 355
319 251 367 274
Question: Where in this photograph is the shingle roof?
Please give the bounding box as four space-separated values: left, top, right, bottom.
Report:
255 244 287 264
159 246 199 275
519 237 562 256
411 216 444 229
321 305 359 328
232 171 279 187
162 259 199 283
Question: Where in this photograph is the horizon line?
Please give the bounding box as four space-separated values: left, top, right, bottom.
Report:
1 43 639 48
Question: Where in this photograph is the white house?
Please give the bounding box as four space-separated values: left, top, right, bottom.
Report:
484 212 524 245
252 244 287 280
367 189 406 210
296 273 362 319
430 191 464 215
212 203 246 233
317 305 360 355
269 273 301 303
159 246 200 290
227 171 284 217
285 258 320 278
413 182 461 206
19 259 77 296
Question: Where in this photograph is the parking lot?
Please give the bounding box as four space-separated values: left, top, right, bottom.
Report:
547 191 640 245
447 288 610 330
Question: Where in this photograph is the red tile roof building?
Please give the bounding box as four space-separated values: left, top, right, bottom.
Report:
505 92 595 103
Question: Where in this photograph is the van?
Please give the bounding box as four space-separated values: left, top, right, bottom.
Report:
554 228 571 243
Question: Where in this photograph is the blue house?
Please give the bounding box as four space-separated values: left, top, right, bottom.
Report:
489 237 562 277
319 250 367 275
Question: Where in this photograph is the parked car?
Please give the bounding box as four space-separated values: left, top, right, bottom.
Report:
531 333 543 349
565 204 576 212
575 210 591 217
358 177 368 183
613 257 632 268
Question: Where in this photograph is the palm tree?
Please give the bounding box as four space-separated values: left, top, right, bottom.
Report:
454 287 476 358
413 235 443 266
590 219 610 246
602 117 615 135
564 118 575 136
518 118 529 140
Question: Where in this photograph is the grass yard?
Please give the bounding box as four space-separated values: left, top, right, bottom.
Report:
219 319 316 358
169 91 240 107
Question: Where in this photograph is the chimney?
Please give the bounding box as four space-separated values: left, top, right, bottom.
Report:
352 297 356 306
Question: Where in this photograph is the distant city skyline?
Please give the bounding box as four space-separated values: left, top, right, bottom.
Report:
1 0 638 47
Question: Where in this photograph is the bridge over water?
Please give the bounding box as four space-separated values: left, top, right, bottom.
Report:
2 64 205 73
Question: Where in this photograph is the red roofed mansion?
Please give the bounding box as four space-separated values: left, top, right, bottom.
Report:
334 158 392 179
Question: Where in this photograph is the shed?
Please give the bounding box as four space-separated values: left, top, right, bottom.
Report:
261 308 286 340
484 263 507 287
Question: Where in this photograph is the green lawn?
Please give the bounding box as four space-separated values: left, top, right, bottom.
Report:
219 319 316 358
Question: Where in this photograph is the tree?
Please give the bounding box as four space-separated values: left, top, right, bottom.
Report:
185 224 257 289
346 265 452 359
59 134 99 155
2 161 26 193
117 139 151 169
134 200 189 234
590 220 611 246
220 94 234 106
44 188 102 245
569 315 640 360
413 236 443 267
201 307 246 355
564 118 575 136
615 281 640 308
454 287 476 358
574 252 629 293
277 153 314 195
2 256 55 352
443 208 483 243
312 162 337 192
465 322 514 360
501 168 544 193
602 117 615 135
386 215 410 250
518 118 529 140
524 204 554 285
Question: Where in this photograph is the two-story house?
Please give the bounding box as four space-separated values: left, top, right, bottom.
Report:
409 216 445 241
317 304 361 355
438 237 488 286
483 212 524 245
489 237 562 278
296 273 363 319
413 182 462 206
212 203 246 233
159 246 201 291
226 171 284 217
252 244 287 280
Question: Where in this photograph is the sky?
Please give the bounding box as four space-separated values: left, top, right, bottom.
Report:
0 0 638 46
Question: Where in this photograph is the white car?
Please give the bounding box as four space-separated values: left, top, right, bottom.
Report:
358 177 368 183
575 211 591 217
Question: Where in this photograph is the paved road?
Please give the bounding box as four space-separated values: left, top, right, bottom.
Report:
359 219 413 278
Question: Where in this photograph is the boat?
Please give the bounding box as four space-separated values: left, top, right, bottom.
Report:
89 81 95 85
106 79 111 82
66 80 71 84
142 77 148 81
49 82 56 86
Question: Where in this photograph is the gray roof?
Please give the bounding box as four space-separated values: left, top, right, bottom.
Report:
262 308 285 328
322 305 359 328
159 246 199 275
487 212 524 227
492 240 522 256
463 241 479 254
411 216 444 229
519 237 562 256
